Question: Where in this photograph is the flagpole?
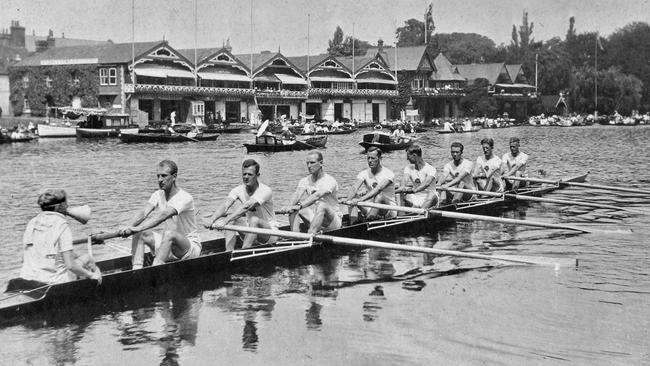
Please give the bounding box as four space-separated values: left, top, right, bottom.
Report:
594 33 598 114
352 22 355 76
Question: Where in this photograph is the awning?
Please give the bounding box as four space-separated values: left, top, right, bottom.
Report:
309 76 354 83
198 72 251 82
254 74 280 83
134 68 168 78
495 83 536 89
275 73 307 85
356 78 398 85
165 68 195 78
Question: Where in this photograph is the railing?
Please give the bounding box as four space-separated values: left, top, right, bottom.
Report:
410 87 465 97
309 88 398 98
255 90 308 98
128 84 254 96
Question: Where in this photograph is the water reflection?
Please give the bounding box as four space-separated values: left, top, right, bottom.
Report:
363 285 386 322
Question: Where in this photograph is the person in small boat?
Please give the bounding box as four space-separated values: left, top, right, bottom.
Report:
443 120 456 132
346 147 397 221
20 189 102 286
283 151 342 234
206 159 278 251
391 125 406 143
119 160 201 269
472 138 504 193
462 118 473 131
280 126 296 144
395 144 439 208
439 142 476 204
501 137 529 191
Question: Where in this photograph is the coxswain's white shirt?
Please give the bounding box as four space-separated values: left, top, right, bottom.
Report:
21 211 75 284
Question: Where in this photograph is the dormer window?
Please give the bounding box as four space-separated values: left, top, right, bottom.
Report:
217 54 231 62
368 63 380 69
155 49 171 57
324 60 337 67
271 59 287 66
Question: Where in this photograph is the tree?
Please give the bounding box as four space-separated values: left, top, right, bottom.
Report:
601 22 650 110
429 33 497 64
327 26 346 56
566 16 576 41
396 19 426 47
536 38 573 95
567 66 642 114
460 78 497 117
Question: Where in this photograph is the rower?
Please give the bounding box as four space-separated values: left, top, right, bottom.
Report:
395 144 439 209
119 160 201 269
19 189 101 286
501 137 529 191
206 159 278 251
345 146 397 221
472 137 504 193
283 151 342 234
439 142 476 204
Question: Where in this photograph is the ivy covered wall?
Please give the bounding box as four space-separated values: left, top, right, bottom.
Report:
9 65 99 116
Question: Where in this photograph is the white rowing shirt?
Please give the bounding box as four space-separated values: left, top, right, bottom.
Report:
357 166 396 204
502 151 528 176
148 188 200 247
228 183 278 228
297 173 341 217
442 159 476 190
403 163 437 201
21 211 75 284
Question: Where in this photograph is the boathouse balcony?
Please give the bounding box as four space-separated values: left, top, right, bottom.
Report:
308 88 398 98
410 87 465 98
125 83 254 97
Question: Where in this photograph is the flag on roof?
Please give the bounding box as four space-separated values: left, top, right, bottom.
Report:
425 3 435 35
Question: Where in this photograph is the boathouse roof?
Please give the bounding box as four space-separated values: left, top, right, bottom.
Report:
13 41 163 66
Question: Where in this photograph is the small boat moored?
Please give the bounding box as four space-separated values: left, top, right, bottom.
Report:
244 134 327 153
119 132 219 143
359 131 413 152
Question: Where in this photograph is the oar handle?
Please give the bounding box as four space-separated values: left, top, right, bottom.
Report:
72 231 122 245
436 186 502 197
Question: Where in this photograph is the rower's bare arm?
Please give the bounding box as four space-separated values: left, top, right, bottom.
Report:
207 197 235 228
224 198 259 223
302 188 329 208
62 250 102 283
130 202 155 227
132 206 178 233
414 175 435 194
346 179 365 202
360 179 391 201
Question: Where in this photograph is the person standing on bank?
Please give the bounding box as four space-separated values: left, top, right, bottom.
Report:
206 159 278 251
119 160 201 269
20 189 101 285
283 151 342 234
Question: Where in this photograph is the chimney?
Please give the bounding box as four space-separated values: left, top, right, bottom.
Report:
225 38 232 52
0 28 9 47
377 39 384 53
10 20 25 48
47 29 55 48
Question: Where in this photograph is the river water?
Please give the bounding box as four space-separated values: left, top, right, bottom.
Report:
0 126 648 365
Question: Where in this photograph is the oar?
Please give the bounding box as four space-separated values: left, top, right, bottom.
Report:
220 224 577 268
177 133 200 142
438 186 647 214
351 201 624 235
504 176 650 195
72 231 122 245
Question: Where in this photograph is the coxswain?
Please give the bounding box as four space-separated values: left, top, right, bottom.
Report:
439 142 476 204
443 120 456 132
472 138 504 192
19 189 101 287
395 144 439 208
206 159 278 251
119 160 201 269
502 137 529 191
345 147 397 221
283 151 342 234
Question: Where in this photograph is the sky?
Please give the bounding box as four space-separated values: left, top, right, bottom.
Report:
1 0 649 56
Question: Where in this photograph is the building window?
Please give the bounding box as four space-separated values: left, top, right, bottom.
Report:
193 103 204 115
22 75 29 88
411 77 426 89
23 97 30 111
45 76 52 88
99 67 118 85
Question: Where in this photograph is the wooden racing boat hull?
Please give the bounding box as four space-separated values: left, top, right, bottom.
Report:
0 174 586 322
119 132 219 143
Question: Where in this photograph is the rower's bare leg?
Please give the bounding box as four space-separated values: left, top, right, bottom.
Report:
288 210 302 232
153 230 192 266
308 202 335 234
131 232 146 269
242 216 273 249
421 191 439 209
224 216 247 251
